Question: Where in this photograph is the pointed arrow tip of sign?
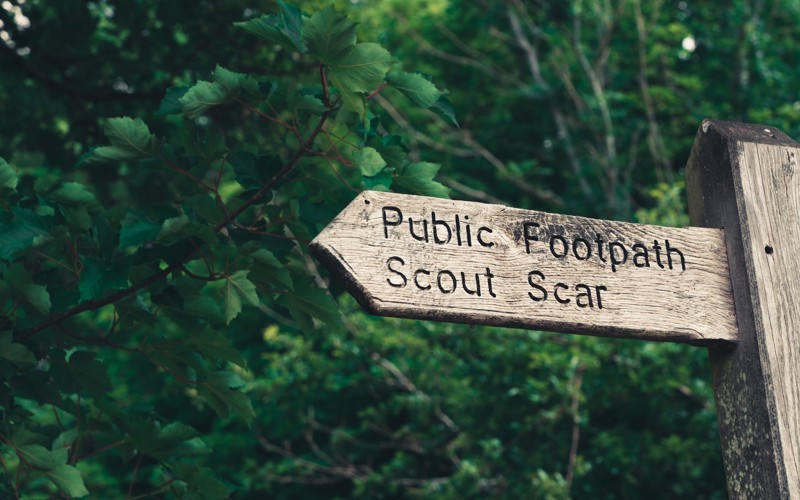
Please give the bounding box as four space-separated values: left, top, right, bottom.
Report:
308 238 384 316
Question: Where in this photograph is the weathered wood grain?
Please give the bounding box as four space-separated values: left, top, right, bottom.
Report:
311 191 738 345
687 119 800 498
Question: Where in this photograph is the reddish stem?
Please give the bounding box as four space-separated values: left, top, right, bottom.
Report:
321 64 331 106
159 155 216 194
80 438 127 460
234 96 294 131
320 155 359 193
366 82 387 101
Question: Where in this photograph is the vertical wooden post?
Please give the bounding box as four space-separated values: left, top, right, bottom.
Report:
686 120 800 498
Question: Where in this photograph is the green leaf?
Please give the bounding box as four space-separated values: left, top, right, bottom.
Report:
45 464 90 498
222 285 242 326
52 429 79 452
156 85 190 115
157 214 190 241
302 6 356 63
16 443 56 469
0 207 50 260
173 463 231 500
184 194 226 224
63 206 92 231
354 147 387 176
387 72 443 108
329 43 394 94
230 153 281 193
78 258 130 302
0 158 19 198
119 210 162 249
250 248 282 268
290 92 327 115
15 444 88 498
5 263 51 315
179 81 227 119
235 1 305 53
187 330 247 368
87 117 161 163
339 89 365 117
213 65 255 95
432 95 459 127
198 371 255 424
161 290 226 328
281 280 342 332
180 66 256 119
47 182 99 208
395 162 450 198
362 170 393 191
328 43 394 116
0 332 36 367
248 248 293 291
132 422 210 460
223 271 260 324
376 137 407 170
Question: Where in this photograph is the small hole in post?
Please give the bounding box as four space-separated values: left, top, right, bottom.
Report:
364 200 370 205
765 245 774 255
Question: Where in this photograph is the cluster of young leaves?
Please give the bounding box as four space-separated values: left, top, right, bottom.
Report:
0 3 450 497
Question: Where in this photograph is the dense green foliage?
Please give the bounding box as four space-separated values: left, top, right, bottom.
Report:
2 0 799 497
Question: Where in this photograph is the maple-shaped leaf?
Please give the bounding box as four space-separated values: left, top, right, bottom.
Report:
197 371 255 425
223 270 260 324
328 43 394 117
302 6 356 63
354 147 387 176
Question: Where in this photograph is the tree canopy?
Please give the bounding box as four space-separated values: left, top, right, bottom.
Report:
2 0 799 497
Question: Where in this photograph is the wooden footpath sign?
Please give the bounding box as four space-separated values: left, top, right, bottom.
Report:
311 191 737 345
311 120 800 498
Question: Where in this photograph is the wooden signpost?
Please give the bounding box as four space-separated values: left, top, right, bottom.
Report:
687 120 799 498
311 120 800 498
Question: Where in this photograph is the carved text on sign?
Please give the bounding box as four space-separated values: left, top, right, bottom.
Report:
377 204 690 312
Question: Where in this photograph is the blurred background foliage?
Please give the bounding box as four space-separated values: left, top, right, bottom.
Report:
3 0 799 497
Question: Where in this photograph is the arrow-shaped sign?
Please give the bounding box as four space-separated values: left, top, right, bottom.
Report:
310 191 738 345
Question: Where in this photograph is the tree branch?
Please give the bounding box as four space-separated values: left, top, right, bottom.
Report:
374 94 563 206
506 6 596 205
570 5 619 207
565 363 585 492
633 0 673 185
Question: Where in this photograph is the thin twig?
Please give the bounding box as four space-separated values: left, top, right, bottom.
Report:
79 438 127 461
565 363 585 492
371 352 460 434
127 452 144 499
